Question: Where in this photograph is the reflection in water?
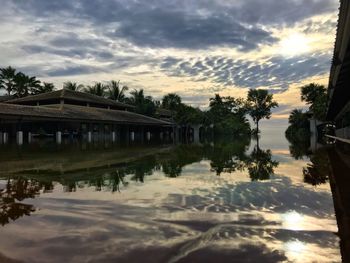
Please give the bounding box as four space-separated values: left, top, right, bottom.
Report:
303 149 330 186
0 176 53 225
247 146 279 181
287 133 350 262
0 136 343 263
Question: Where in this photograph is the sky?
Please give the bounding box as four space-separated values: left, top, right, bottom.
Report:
0 0 340 123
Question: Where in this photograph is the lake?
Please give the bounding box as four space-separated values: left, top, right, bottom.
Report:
0 128 346 263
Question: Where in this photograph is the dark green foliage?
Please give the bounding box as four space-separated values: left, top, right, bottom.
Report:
206 135 251 175
107 80 129 102
32 82 55 94
208 94 251 135
12 73 41 97
162 93 182 111
285 109 311 159
300 83 327 121
175 104 204 125
246 89 278 132
63 81 84 91
247 146 279 181
84 82 108 97
127 89 156 117
303 149 330 186
0 66 17 95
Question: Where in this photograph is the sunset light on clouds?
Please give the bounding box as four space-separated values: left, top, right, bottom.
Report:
0 0 339 120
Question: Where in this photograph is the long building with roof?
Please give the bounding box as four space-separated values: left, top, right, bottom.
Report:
0 89 174 144
326 0 350 139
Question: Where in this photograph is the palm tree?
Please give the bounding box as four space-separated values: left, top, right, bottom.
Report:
84 82 107 97
32 82 55 94
129 89 145 105
129 89 156 116
246 89 278 133
13 73 41 97
0 66 17 95
162 93 182 111
107 80 128 102
63 81 84 91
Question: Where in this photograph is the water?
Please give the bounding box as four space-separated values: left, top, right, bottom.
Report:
0 131 344 263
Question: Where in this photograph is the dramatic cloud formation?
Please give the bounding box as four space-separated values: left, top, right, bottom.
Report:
0 0 339 121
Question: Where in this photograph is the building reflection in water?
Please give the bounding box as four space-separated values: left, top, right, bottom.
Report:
0 135 280 225
0 135 344 262
287 134 350 262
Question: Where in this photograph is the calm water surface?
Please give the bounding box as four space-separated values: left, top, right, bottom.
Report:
0 130 343 263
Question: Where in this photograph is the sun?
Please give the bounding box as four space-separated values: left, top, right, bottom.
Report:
279 33 310 56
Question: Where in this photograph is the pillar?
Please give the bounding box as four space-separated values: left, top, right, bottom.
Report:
88 131 92 143
140 127 144 144
193 125 200 144
146 131 151 141
130 131 135 142
56 131 62 144
112 131 116 142
160 131 163 141
28 132 32 143
16 131 23 145
3 132 8 144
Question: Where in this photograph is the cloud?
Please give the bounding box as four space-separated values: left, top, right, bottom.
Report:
45 64 104 77
159 51 332 90
110 9 277 50
0 0 339 113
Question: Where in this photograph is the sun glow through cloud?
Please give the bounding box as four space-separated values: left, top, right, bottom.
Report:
0 0 340 119
279 33 311 57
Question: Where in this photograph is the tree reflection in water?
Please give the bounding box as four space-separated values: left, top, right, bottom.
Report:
206 136 250 176
287 133 330 186
0 176 53 226
0 137 281 225
247 146 279 181
303 149 330 186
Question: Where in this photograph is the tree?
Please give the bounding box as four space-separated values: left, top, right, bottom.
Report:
63 81 84 91
246 89 278 133
208 94 250 135
300 83 327 121
128 89 156 116
0 66 17 95
13 73 41 97
84 82 107 97
107 80 128 102
162 93 182 111
32 82 55 95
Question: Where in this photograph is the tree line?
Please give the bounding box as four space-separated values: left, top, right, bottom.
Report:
0 66 278 134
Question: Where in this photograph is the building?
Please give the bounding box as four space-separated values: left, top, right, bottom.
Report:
326 0 350 139
0 89 173 144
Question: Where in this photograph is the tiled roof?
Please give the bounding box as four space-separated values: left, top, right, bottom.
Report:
0 95 14 102
6 89 135 109
0 103 171 126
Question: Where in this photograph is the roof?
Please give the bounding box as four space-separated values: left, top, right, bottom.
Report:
156 108 173 116
6 89 135 109
326 0 350 120
0 95 14 102
0 103 171 126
